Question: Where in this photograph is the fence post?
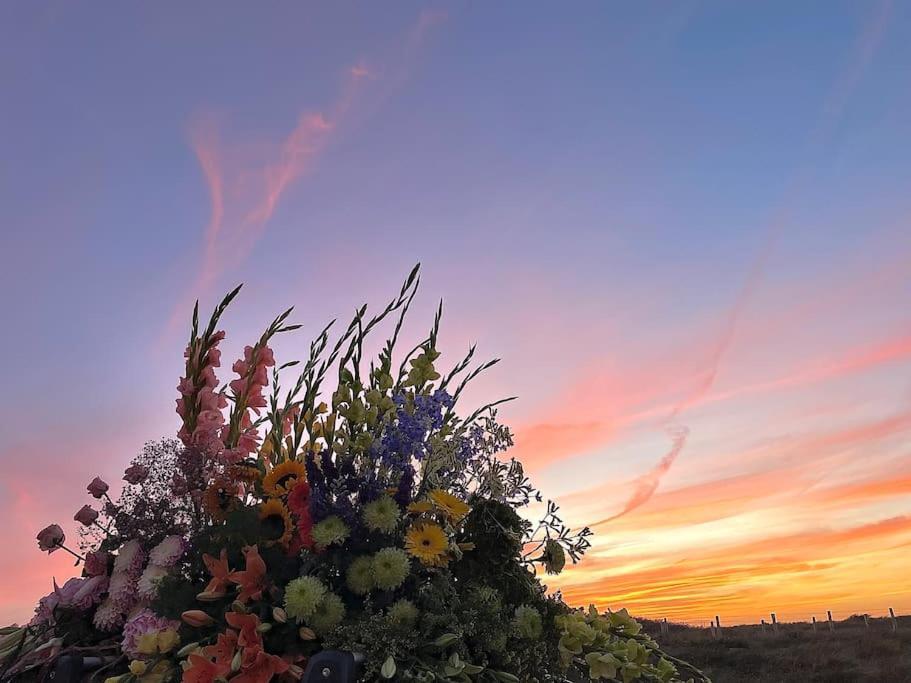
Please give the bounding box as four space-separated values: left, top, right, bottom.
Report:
889 608 898 632
863 614 869 629
827 610 834 632
715 615 721 636
760 619 766 635
812 616 817 633
771 613 778 634
662 617 668 635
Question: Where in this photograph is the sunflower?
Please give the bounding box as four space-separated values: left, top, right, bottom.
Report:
202 477 240 522
404 522 449 567
227 463 261 486
259 499 293 547
428 489 470 523
262 460 307 497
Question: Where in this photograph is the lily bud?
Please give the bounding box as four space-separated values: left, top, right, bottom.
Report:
181 610 214 628
298 626 316 641
231 600 249 614
231 650 243 673
272 607 287 624
177 642 201 657
256 623 272 634
196 590 225 602
287 664 304 680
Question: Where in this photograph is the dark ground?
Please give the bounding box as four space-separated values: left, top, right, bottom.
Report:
641 615 911 682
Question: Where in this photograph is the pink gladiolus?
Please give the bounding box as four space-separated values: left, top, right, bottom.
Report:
87 477 109 498
74 505 99 526
177 377 195 395
37 524 65 553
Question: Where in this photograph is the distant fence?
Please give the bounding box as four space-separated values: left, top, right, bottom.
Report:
654 607 904 638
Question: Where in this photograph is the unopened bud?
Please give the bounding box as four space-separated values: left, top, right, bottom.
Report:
298 626 316 641
177 642 201 658
272 607 287 624
231 601 248 614
231 650 243 673
256 623 272 633
287 664 304 680
181 610 214 628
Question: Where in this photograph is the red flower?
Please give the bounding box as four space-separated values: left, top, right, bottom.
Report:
182 653 229 683
224 611 262 650
201 549 231 598
232 648 289 683
203 631 238 666
36 524 65 553
73 505 98 526
296 508 315 550
87 477 109 498
287 481 310 517
228 545 266 603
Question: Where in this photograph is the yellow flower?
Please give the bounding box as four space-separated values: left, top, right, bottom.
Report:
428 489 470 522
156 628 180 653
129 661 147 676
262 460 307 497
136 633 160 655
259 499 293 547
404 522 449 567
407 501 433 515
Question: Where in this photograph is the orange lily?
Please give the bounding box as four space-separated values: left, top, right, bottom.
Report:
203 631 238 666
224 611 263 650
181 653 229 683
228 545 266 603
232 649 290 683
200 549 231 598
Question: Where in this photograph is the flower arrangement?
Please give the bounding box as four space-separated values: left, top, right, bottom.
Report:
0 266 709 683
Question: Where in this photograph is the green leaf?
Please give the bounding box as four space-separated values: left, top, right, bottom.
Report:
380 656 396 679
431 633 460 648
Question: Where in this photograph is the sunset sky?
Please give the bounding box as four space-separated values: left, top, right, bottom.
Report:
2 2 910 627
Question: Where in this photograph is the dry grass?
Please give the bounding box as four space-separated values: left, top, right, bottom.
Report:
641 615 911 682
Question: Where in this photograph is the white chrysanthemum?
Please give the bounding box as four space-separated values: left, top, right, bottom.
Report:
108 571 137 609
148 536 187 567
112 540 146 577
309 592 345 635
93 597 123 631
137 565 169 601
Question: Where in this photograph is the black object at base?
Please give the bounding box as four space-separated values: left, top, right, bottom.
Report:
302 650 363 682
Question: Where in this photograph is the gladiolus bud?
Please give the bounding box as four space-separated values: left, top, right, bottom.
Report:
298 627 316 641
272 607 287 623
181 610 214 628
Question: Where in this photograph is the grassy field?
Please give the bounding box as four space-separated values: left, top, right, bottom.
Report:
640 615 911 682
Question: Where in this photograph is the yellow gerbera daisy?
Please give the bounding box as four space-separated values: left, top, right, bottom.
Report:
404 522 449 567
262 460 307 497
259 499 293 547
407 501 433 515
428 489 470 522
